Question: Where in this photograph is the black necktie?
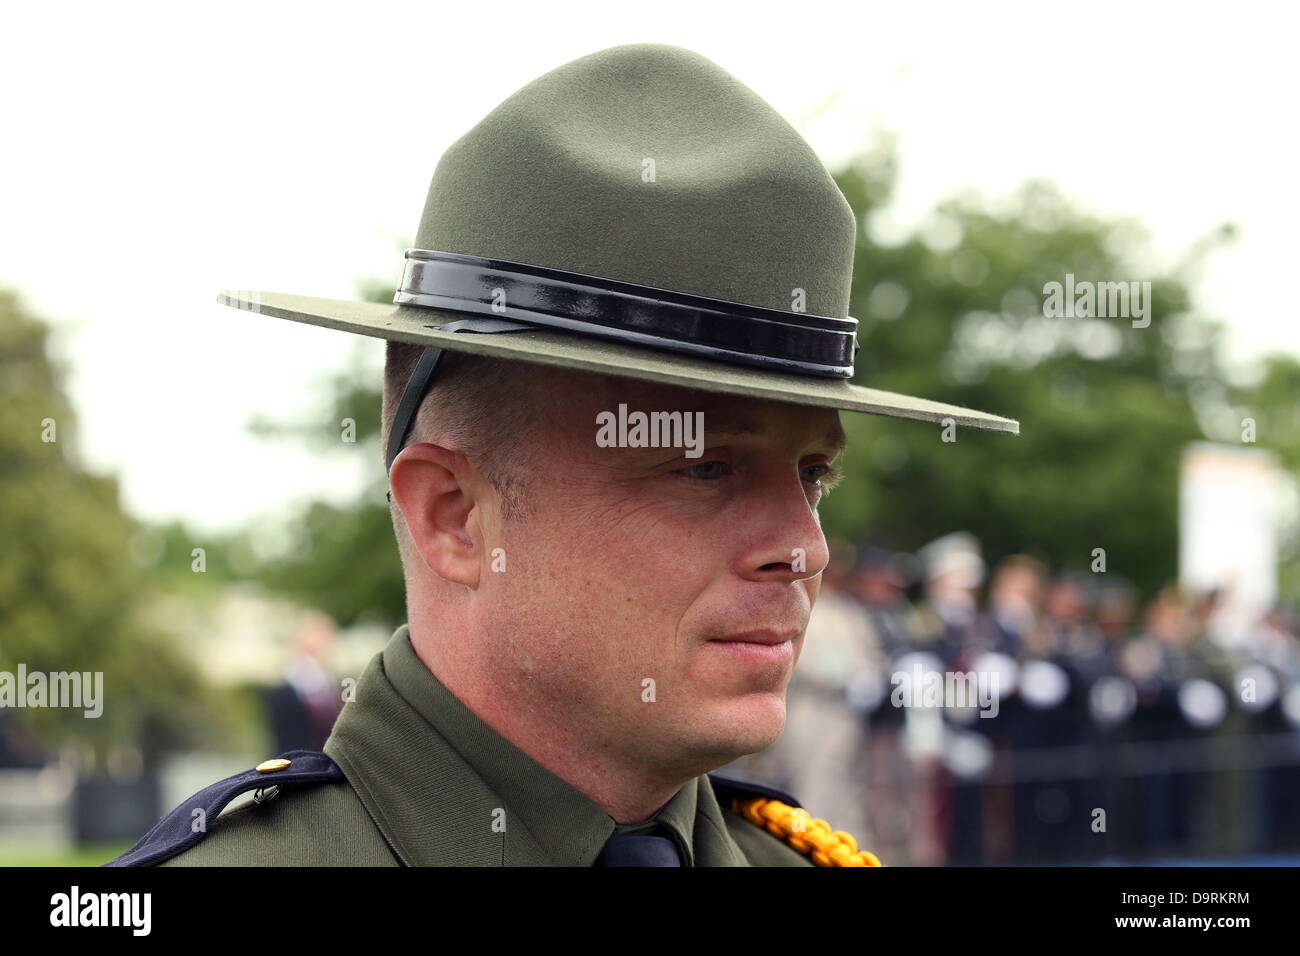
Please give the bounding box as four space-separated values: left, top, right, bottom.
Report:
594 825 684 866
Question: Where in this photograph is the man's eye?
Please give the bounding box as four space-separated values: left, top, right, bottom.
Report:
802 463 830 483
676 461 842 487
803 462 843 489
679 460 728 480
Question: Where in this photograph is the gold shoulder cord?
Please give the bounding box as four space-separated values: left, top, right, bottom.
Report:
735 797 883 867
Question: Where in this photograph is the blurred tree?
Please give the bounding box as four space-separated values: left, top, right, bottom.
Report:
0 290 236 766
823 146 1264 599
243 276 405 628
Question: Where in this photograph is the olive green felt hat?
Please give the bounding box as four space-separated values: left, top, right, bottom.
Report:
218 43 1018 455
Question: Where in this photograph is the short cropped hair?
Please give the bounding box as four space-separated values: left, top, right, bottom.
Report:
381 342 540 524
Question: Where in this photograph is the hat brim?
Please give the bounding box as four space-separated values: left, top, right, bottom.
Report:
218 291 1019 435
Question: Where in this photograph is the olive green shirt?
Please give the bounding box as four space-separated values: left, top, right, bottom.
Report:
161 624 812 866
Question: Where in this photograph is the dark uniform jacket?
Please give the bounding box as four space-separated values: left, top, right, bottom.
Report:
112 625 818 866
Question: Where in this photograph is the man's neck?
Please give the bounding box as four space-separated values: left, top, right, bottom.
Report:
409 627 688 823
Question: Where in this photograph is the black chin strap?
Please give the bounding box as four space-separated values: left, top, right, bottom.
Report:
385 317 532 502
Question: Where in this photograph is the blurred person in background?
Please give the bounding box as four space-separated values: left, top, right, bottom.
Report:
903 532 986 863
1247 604 1300 848
911 532 985 668
1248 604 1300 680
1185 588 1259 857
1073 576 1143 860
1048 570 1113 861
1121 588 1201 855
263 610 343 753
849 543 918 663
1046 570 1103 663
1095 578 1139 652
849 543 919 863
987 560 1086 862
979 555 1050 660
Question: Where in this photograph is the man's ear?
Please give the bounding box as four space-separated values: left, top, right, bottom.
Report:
389 443 482 589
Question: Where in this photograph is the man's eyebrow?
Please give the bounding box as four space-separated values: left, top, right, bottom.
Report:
822 422 849 457
698 414 848 457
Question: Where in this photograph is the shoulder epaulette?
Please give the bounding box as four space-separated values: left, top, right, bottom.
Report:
708 772 802 807
103 750 345 867
708 772 883 867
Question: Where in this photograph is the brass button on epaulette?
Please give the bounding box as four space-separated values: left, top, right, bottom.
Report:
256 758 292 773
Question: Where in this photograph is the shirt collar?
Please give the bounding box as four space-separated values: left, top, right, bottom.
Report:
386 624 618 865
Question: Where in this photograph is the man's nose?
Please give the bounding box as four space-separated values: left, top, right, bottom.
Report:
736 474 830 583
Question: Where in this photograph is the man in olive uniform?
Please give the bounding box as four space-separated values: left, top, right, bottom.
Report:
108 43 1016 867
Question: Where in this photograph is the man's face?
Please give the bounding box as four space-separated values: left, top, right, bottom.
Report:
473 367 847 781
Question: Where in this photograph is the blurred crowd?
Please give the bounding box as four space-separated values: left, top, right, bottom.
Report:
734 533 1300 864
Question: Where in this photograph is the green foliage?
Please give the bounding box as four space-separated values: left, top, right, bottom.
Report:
256 497 406 628
819 154 1286 602
0 842 131 867
0 290 242 762
1229 354 1300 474
238 279 406 627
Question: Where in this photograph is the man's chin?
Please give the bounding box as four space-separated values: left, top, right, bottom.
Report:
690 693 788 763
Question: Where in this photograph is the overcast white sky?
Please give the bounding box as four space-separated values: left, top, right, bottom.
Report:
2 1 1296 536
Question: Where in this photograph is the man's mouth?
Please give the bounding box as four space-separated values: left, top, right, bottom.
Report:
709 630 800 646
705 630 798 666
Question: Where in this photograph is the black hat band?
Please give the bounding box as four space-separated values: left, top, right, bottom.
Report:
393 249 859 378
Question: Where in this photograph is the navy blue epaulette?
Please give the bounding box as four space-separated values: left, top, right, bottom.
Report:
103 750 345 867
707 772 801 809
